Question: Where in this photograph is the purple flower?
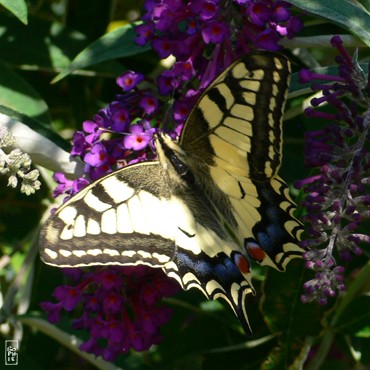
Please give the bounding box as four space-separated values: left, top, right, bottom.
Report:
192 0 219 21
40 301 63 323
70 131 87 156
79 337 102 358
100 320 125 344
52 173 89 199
296 36 370 304
135 22 154 46
84 142 108 167
284 15 304 38
249 3 270 26
101 292 124 314
139 94 158 115
84 295 101 312
116 71 145 91
96 269 124 289
255 28 281 51
172 60 196 81
152 37 175 58
41 266 180 361
82 119 102 144
107 102 130 132
52 172 74 197
157 69 178 95
174 99 191 123
271 1 291 22
54 285 81 311
123 123 152 151
201 20 230 44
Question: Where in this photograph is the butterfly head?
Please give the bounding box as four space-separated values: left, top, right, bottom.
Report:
154 132 194 186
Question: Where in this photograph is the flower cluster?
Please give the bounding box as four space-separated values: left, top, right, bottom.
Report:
41 266 179 361
53 70 173 199
0 127 41 195
137 0 302 60
136 0 302 120
296 36 370 304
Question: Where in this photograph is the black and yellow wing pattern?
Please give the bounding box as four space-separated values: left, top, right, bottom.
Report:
40 50 304 335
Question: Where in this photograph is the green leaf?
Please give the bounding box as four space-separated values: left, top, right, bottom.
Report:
261 260 325 367
262 260 323 337
334 296 370 335
355 327 370 338
0 107 86 175
262 338 313 370
19 315 118 370
0 13 123 77
327 262 370 335
289 0 370 47
0 105 69 152
0 60 50 122
0 13 83 70
0 0 28 24
53 22 151 83
358 0 370 11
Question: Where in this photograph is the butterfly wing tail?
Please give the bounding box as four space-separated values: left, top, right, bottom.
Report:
164 249 255 335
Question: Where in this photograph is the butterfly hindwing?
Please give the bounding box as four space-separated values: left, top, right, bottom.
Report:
243 176 303 270
164 249 254 334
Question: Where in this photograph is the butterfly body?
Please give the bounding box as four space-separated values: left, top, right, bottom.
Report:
40 51 304 334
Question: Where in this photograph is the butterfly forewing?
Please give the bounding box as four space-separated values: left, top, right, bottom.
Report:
40 162 178 268
181 51 289 179
179 51 304 270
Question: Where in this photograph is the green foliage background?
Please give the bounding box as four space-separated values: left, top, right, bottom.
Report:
0 1 369 369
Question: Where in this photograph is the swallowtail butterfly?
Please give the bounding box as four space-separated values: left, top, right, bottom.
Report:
40 50 304 334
